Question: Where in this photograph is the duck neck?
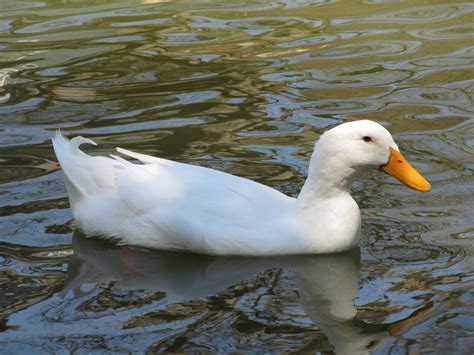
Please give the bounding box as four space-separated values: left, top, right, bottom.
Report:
297 151 356 207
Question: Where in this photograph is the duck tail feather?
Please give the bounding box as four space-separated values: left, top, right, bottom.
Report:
52 131 95 206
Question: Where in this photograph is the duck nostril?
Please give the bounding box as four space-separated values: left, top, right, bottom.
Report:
398 160 403 163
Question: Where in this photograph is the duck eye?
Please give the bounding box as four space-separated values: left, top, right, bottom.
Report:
362 136 373 143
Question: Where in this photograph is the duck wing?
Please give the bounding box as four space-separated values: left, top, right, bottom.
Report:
112 147 292 253
53 131 293 254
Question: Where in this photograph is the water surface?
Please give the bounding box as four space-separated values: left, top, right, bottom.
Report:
0 0 473 353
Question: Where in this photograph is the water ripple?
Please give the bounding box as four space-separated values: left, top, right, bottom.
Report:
0 1 473 353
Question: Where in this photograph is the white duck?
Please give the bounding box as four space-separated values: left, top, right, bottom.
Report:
52 120 430 255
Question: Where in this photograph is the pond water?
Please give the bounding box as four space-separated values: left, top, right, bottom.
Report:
0 0 473 353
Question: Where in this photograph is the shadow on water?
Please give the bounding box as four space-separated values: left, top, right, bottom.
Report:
2 231 432 353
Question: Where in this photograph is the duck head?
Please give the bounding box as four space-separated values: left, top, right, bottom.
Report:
312 120 431 192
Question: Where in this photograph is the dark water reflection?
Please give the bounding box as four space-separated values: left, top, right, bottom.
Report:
2 232 433 354
0 0 473 353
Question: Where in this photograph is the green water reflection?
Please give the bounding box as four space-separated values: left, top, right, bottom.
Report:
0 0 473 353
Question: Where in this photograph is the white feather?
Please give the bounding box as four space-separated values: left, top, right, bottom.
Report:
52 120 417 255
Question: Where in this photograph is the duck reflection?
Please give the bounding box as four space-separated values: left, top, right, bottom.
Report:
65 231 428 354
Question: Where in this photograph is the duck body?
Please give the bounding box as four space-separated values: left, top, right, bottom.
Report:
53 120 429 255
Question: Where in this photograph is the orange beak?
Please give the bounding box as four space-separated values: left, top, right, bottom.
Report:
380 147 431 192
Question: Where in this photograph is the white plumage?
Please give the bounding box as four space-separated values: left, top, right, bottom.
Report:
52 120 430 255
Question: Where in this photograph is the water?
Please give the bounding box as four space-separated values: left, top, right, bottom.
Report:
0 0 473 353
